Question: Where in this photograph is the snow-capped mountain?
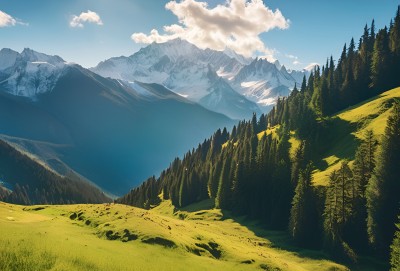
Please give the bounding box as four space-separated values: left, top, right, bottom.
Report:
0 48 235 195
92 38 259 119
92 39 310 117
0 48 67 98
229 58 300 107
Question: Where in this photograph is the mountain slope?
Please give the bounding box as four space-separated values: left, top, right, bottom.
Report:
0 48 66 98
311 86 400 186
0 201 349 271
0 139 110 204
0 48 235 195
92 39 309 118
231 58 304 109
91 39 260 119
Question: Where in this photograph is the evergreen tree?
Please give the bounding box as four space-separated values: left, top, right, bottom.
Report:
353 130 377 192
391 214 400 271
370 27 391 93
367 102 400 256
215 150 233 209
289 163 319 246
389 6 400 88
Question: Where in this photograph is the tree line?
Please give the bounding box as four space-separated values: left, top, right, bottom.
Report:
118 7 400 268
0 140 110 205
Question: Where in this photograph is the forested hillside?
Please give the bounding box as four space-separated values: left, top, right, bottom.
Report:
118 6 400 268
0 140 110 204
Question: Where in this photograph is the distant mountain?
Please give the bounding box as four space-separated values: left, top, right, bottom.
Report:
0 48 66 98
0 48 234 195
92 38 260 119
92 39 310 117
0 139 110 204
230 58 307 110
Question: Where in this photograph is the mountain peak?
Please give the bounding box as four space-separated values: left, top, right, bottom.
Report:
20 48 65 65
222 47 251 65
0 48 19 70
273 60 282 70
0 48 68 98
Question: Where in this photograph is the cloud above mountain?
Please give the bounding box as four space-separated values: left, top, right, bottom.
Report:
0 10 27 27
70 10 103 28
0 10 16 27
131 0 289 60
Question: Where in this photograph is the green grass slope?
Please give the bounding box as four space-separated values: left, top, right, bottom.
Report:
312 86 400 186
0 200 348 271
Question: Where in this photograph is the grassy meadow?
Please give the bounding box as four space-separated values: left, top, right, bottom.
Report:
0 200 351 271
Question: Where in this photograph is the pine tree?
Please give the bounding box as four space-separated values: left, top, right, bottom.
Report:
370 27 391 93
389 6 400 88
391 214 400 271
215 150 233 209
290 140 306 186
367 102 400 256
289 163 318 246
353 130 377 192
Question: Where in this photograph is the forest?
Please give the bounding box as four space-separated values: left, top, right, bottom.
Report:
0 140 110 205
117 7 400 268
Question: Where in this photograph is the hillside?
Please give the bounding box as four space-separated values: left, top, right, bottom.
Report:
117 7 400 266
0 139 110 205
311 87 400 186
0 200 353 271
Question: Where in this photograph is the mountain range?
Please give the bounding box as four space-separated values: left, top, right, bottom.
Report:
0 48 234 195
92 38 311 119
0 41 311 196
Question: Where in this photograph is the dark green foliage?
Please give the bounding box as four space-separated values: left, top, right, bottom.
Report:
0 140 110 204
391 215 400 271
118 116 294 229
289 163 319 247
371 27 392 93
353 130 377 192
346 130 377 252
367 102 400 256
323 162 360 262
215 149 233 209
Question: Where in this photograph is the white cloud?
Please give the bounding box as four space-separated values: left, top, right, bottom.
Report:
293 60 300 65
0 10 16 27
304 62 319 71
285 54 301 65
131 0 289 58
0 10 27 27
285 54 297 60
70 10 103 28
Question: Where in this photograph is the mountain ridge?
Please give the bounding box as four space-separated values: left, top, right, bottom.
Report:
91 38 310 118
0 51 235 195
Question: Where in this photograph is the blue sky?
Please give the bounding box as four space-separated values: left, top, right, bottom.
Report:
0 0 399 69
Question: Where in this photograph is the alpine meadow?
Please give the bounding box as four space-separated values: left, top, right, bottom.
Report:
1 1 400 271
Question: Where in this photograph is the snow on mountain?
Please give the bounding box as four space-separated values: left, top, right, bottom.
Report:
231 58 305 107
92 38 311 117
199 68 261 120
92 38 258 119
273 60 282 70
0 49 19 70
0 48 67 98
222 47 251 65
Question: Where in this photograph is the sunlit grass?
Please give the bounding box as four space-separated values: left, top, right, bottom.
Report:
312 86 400 186
0 201 348 271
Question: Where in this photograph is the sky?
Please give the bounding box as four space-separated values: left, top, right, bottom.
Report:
0 0 399 69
